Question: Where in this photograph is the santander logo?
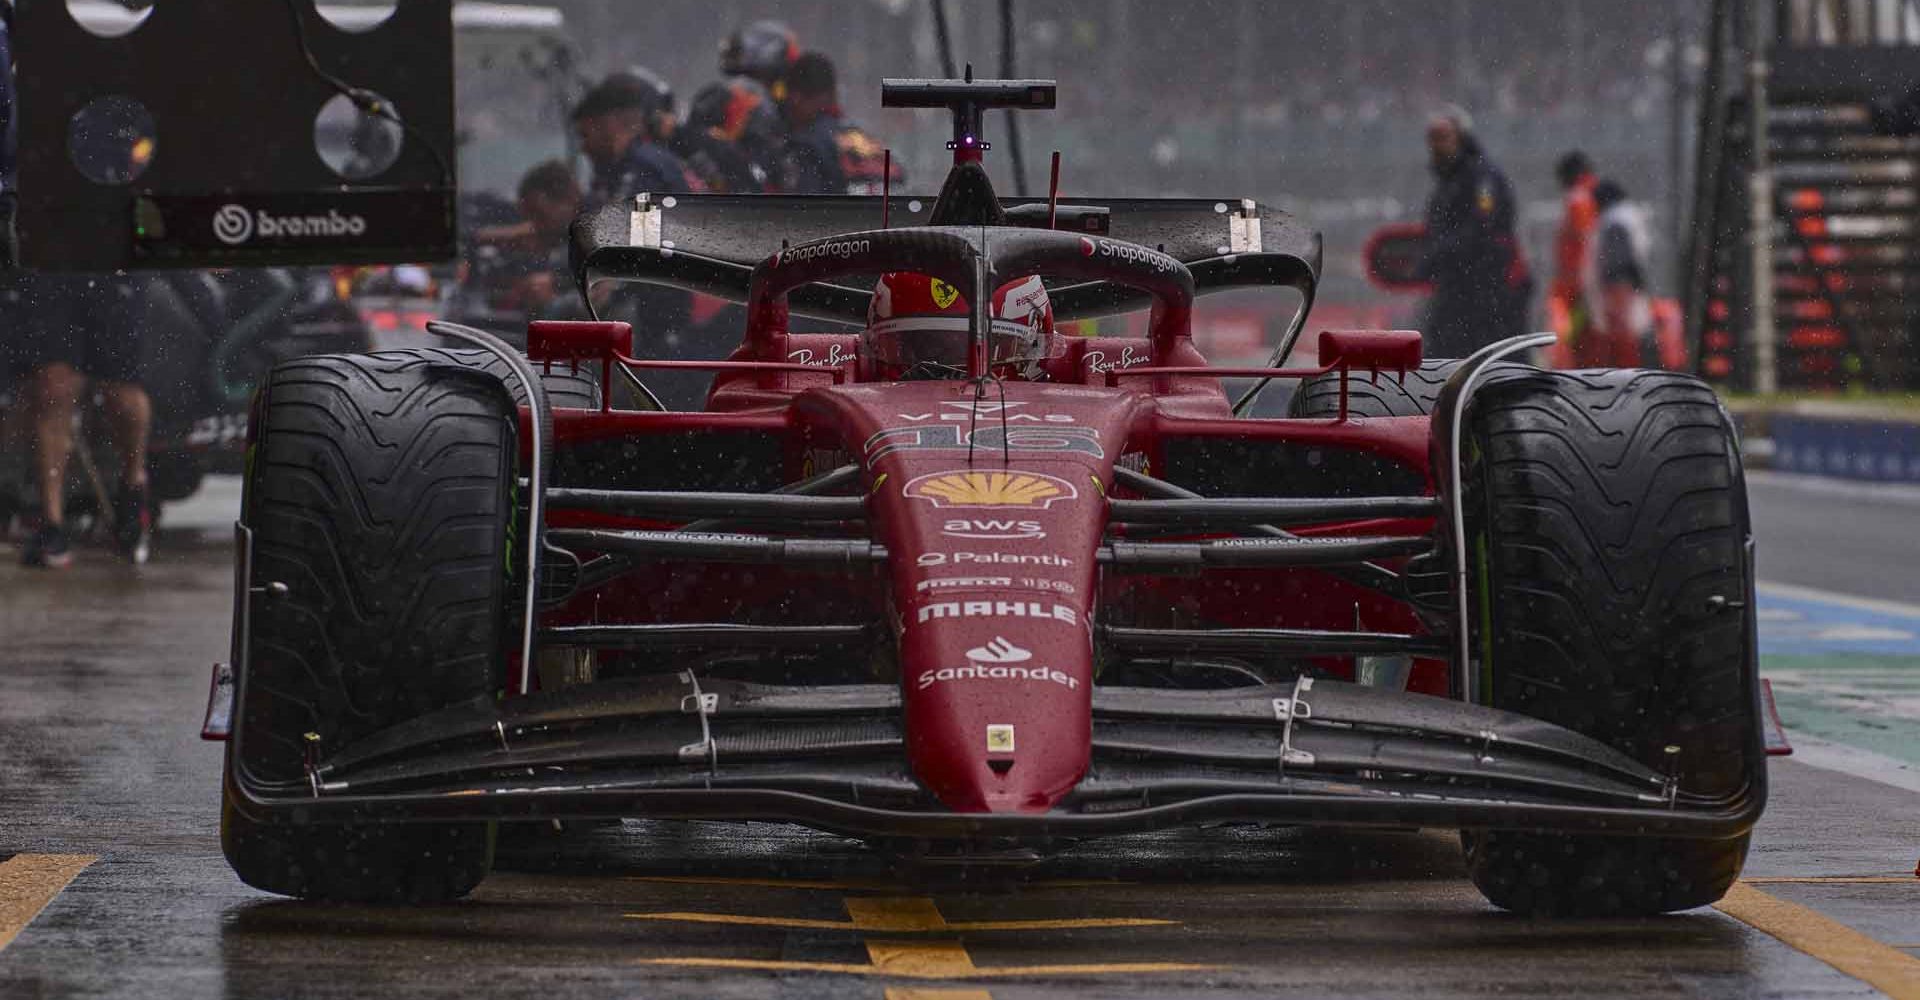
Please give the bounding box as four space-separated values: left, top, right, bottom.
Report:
966 636 1031 664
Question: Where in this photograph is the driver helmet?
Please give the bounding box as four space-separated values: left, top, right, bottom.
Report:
864 272 1053 380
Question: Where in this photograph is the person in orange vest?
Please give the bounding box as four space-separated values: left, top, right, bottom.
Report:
1550 150 1598 367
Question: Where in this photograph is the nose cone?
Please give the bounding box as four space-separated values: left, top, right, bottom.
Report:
900 604 1091 813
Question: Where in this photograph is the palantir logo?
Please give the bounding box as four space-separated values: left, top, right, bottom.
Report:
213 204 254 245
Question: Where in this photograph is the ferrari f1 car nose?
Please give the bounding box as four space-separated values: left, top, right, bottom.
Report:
901 607 1093 813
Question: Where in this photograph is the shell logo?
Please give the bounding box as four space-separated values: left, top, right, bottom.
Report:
903 470 1078 509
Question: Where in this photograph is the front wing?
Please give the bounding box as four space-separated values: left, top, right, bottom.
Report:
222 668 1763 842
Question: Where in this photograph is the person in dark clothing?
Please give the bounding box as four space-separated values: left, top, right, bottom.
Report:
572 68 703 209
571 70 713 407
711 21 798 190
780 52 901 195
1415 107 1532 356
677 77 782 194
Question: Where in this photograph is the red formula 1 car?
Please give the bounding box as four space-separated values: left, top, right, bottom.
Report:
209 78 1765 916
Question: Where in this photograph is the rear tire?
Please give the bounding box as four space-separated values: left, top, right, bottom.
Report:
223 351 520 902
1454 368 1761 916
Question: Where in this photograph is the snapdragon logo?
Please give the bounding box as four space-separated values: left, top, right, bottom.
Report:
1078 236 1180 274
773 238 870 267
212 203 368 246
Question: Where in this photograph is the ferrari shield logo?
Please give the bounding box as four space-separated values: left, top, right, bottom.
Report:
986 724 1016 753
929 278 961 309
904 470 1077 509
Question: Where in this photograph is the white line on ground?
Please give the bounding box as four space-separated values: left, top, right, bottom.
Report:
1758 580 1920 621
1779 733 1920 797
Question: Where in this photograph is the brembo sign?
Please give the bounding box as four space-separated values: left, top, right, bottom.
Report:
213 202 368 246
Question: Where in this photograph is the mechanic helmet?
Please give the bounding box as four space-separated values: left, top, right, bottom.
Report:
720 20 800 89
864 272 1053 380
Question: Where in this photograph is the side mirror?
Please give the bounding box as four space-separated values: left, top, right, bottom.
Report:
1318 329 1422 372
527 320 632 363
1362 222 1431 292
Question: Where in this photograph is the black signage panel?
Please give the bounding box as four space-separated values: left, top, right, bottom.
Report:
132 191 454 266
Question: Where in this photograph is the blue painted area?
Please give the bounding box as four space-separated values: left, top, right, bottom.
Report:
1771 414 1920 484
1757 590 1920 657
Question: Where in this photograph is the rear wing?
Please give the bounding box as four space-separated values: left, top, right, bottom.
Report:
569 194 1321 328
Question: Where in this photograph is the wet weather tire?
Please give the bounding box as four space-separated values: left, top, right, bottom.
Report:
1287 358 1464 418
222 350 521 903
1454 368 1762 917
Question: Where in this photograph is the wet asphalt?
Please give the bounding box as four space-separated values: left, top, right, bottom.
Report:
1 474 1917 999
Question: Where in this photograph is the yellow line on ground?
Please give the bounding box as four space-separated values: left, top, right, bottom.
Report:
949 917 1177 931
624 875 1130 892
0 855 97 953
1742 876 1919 884
629 909 1175 932
884 989 993 1000
625 911 855 931
850 898 975 977
635 893 1214 981
626 910 1179 933
634 957 1218 979
848 897 948 932
638 957 880 975
961 963 1218 977
866 939 978 977
626 875 895 891
1716 882 1920 1000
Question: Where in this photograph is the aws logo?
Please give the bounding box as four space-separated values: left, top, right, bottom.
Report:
942 518 1044 540
905 470 1077 510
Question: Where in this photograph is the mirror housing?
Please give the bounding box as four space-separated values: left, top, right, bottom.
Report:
527 320 632 363
1318 329 1423 372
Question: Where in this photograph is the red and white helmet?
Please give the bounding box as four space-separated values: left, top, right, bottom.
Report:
864 272 1053 379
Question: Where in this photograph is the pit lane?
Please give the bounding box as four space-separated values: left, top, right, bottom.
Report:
2 475 1918 999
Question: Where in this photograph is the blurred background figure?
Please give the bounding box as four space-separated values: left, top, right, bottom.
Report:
1414 106 1531 357
572 67 703 209
720 19 800 103
1586 178 1655 368
780 51 903 195
572 69 708 406
15 274 155 567
1547 149 1597 368
678 77 782 193
467 159 584 321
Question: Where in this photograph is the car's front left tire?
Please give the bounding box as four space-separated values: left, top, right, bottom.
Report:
223 351 520 903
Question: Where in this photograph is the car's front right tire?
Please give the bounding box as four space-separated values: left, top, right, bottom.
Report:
1454 367 1761 916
